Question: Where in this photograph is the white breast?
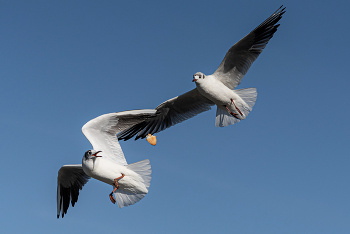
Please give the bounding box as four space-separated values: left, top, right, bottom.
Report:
82 157 148 194
195 75 237 105
82 157 123 185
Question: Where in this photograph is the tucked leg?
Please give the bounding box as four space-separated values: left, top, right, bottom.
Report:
231 99 243 116
225 105 239 119
109 173 125 204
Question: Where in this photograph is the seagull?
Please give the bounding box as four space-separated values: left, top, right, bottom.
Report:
117 6 285 142
57 109 158 218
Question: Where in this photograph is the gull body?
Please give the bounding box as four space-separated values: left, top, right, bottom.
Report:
82 151 148 194
194 73 248 120
117 6 285 141
57 109 157 218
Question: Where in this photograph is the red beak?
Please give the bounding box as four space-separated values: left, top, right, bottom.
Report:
92 151 102 157
192 78 197 82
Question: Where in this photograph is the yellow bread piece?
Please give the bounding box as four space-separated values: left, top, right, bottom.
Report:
146 134 157 146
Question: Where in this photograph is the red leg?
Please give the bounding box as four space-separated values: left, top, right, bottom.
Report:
109 174 125 204
231 99 243 116
225 105 239 119
114 174 125 189
109 190 117 204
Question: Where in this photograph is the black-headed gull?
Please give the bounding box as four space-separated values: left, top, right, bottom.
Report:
117 6 285 141
57 109 157 218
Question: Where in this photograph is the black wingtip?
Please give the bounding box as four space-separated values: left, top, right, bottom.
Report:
277 5 286 15
271 5 286 17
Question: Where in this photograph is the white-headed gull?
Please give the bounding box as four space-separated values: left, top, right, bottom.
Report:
117 6 285 141
57 109 158 218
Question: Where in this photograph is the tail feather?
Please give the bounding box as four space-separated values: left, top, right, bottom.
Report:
115 190 147 208
234 88 257 115
126 159 151 189
215 108 241 127
215 88 257 127
115 159 152 208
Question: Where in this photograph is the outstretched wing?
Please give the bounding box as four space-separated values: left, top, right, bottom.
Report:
213 6 285 89
57 164 90 218
117 88 214 141
82 109 157 165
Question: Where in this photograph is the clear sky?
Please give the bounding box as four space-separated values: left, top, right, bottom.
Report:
1 0 350 233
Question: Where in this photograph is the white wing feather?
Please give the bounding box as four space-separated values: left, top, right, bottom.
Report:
82 110 157 165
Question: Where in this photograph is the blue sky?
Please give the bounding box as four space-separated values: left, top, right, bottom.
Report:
1 0 350 233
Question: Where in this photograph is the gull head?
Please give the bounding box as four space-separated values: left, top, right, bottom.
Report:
192 72 206 83
84 150 102 160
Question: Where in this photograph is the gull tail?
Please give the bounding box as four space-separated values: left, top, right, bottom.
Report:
114 159 152 208
215 88 257 127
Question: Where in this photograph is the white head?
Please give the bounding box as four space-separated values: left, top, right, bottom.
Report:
192 72 206 83
83 150 102 160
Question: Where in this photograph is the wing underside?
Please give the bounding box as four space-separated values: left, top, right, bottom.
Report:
118 89 214 140
57 164 90 218
82 110 157 165
213 6 285 89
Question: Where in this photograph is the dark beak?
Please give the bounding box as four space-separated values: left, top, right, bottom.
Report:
92 151 102 157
